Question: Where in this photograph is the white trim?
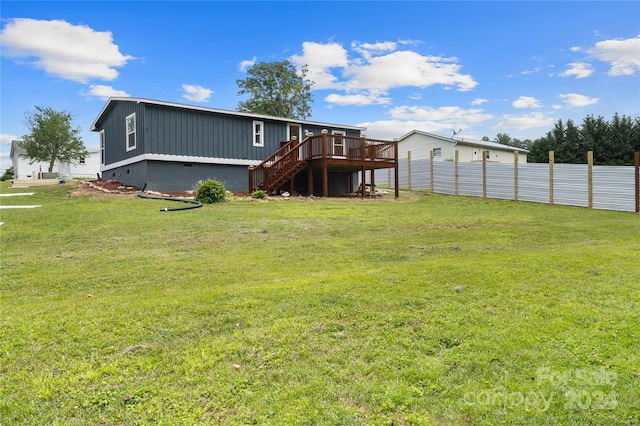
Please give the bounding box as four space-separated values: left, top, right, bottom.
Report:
253 120 264 147
126 113 136 152
101 153 261 172
100 130 105 165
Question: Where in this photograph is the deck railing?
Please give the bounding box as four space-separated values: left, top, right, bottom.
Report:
249 133 397 192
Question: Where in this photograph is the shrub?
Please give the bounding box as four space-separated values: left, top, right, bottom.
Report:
252 189 267 199
195 179 226 204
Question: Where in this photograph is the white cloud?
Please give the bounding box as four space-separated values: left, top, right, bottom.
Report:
351 41 397 59
325 92 391 106
494 112 555 131
182 84 213 102
558 93 599 107
512 96 542 109
471 98 488 106
356 119 455 140
559 62 594 79
291 41 350 89
0 18 133 83
389 105 492 124
290 40 478 97
344 50 478 92
81 85 131 100
589 35 640 76
1 133 19 144
239 57 256 72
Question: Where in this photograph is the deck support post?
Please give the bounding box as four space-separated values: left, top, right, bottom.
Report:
394 139 399 198
361 166 366 198
308 166 313 196
322 130 329 197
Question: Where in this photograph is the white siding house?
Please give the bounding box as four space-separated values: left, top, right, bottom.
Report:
10 140 100 180
398 130 529 163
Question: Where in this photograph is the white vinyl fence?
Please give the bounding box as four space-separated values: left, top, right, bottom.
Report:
375 151 640 213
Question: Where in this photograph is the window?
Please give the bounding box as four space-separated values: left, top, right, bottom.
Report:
100 130 105 164
332 130 346 156
126 113 136 151
433 147 442 157
253 121 264 147
485 150 490 160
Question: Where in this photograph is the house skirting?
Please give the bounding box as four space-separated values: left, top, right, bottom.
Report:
101 158 256 193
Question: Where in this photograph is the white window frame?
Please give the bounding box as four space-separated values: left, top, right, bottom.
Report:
126 113 136 152
253 121 264 147
332 130 346 157
433 147 442 157
100 130 105 165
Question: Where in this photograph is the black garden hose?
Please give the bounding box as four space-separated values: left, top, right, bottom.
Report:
137 193 202 211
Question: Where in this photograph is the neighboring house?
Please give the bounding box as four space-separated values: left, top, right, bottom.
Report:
10 140 100 180
91 97 396 195
398 130 529 163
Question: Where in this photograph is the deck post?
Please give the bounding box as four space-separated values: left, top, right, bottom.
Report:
513 151 519 201
394 139 399 198
635 152 639 213
588 151 593 208
361 166 366 198
549 151 554 205
322 130 329 197
308 165 313 196
248 166 254 192
482 150 487 198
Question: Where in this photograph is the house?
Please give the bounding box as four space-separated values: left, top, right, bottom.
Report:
10 140 100 180
398 130 529 163
91 97 398 196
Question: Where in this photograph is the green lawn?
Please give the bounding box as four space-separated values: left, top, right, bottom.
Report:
1 182 638 425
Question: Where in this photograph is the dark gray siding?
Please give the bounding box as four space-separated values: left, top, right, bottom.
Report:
146 161 248 192
102 160 148 188
98 101 146 165
103 160 249 193
144 104 286 161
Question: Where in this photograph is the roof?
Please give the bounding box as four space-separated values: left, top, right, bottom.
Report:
90 97 367 132
398 130 529 153
10 140 26 158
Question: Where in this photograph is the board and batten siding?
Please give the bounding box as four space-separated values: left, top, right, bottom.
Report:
144 104 283 161
98 101 146 165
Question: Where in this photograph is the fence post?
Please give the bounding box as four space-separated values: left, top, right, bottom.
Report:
454 150 459 196
407 150 412 191
514 151 519 201
635 152 639 213
549 151 554 205
482 150 487 198
430 149 434 193
588 151 593 208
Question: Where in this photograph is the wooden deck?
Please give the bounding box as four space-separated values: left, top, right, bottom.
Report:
249 131 399 198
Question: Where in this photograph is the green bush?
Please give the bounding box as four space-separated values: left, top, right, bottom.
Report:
195 179 226 204
252 189 267 199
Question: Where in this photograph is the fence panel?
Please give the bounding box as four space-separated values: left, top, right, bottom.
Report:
553 164 589 207
593 166 635 212
486 163 515 200
517 164 549 203
433 162 455 195
412 158 431 190
457 162 483 197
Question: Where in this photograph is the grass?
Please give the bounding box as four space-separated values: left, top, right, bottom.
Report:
1 181 639 425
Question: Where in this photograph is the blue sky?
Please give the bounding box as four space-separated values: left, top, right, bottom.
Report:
1 1 639 173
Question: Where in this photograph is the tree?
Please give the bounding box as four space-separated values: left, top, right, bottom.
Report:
236 60 313 119
20 106 89 173
1 167 14 181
